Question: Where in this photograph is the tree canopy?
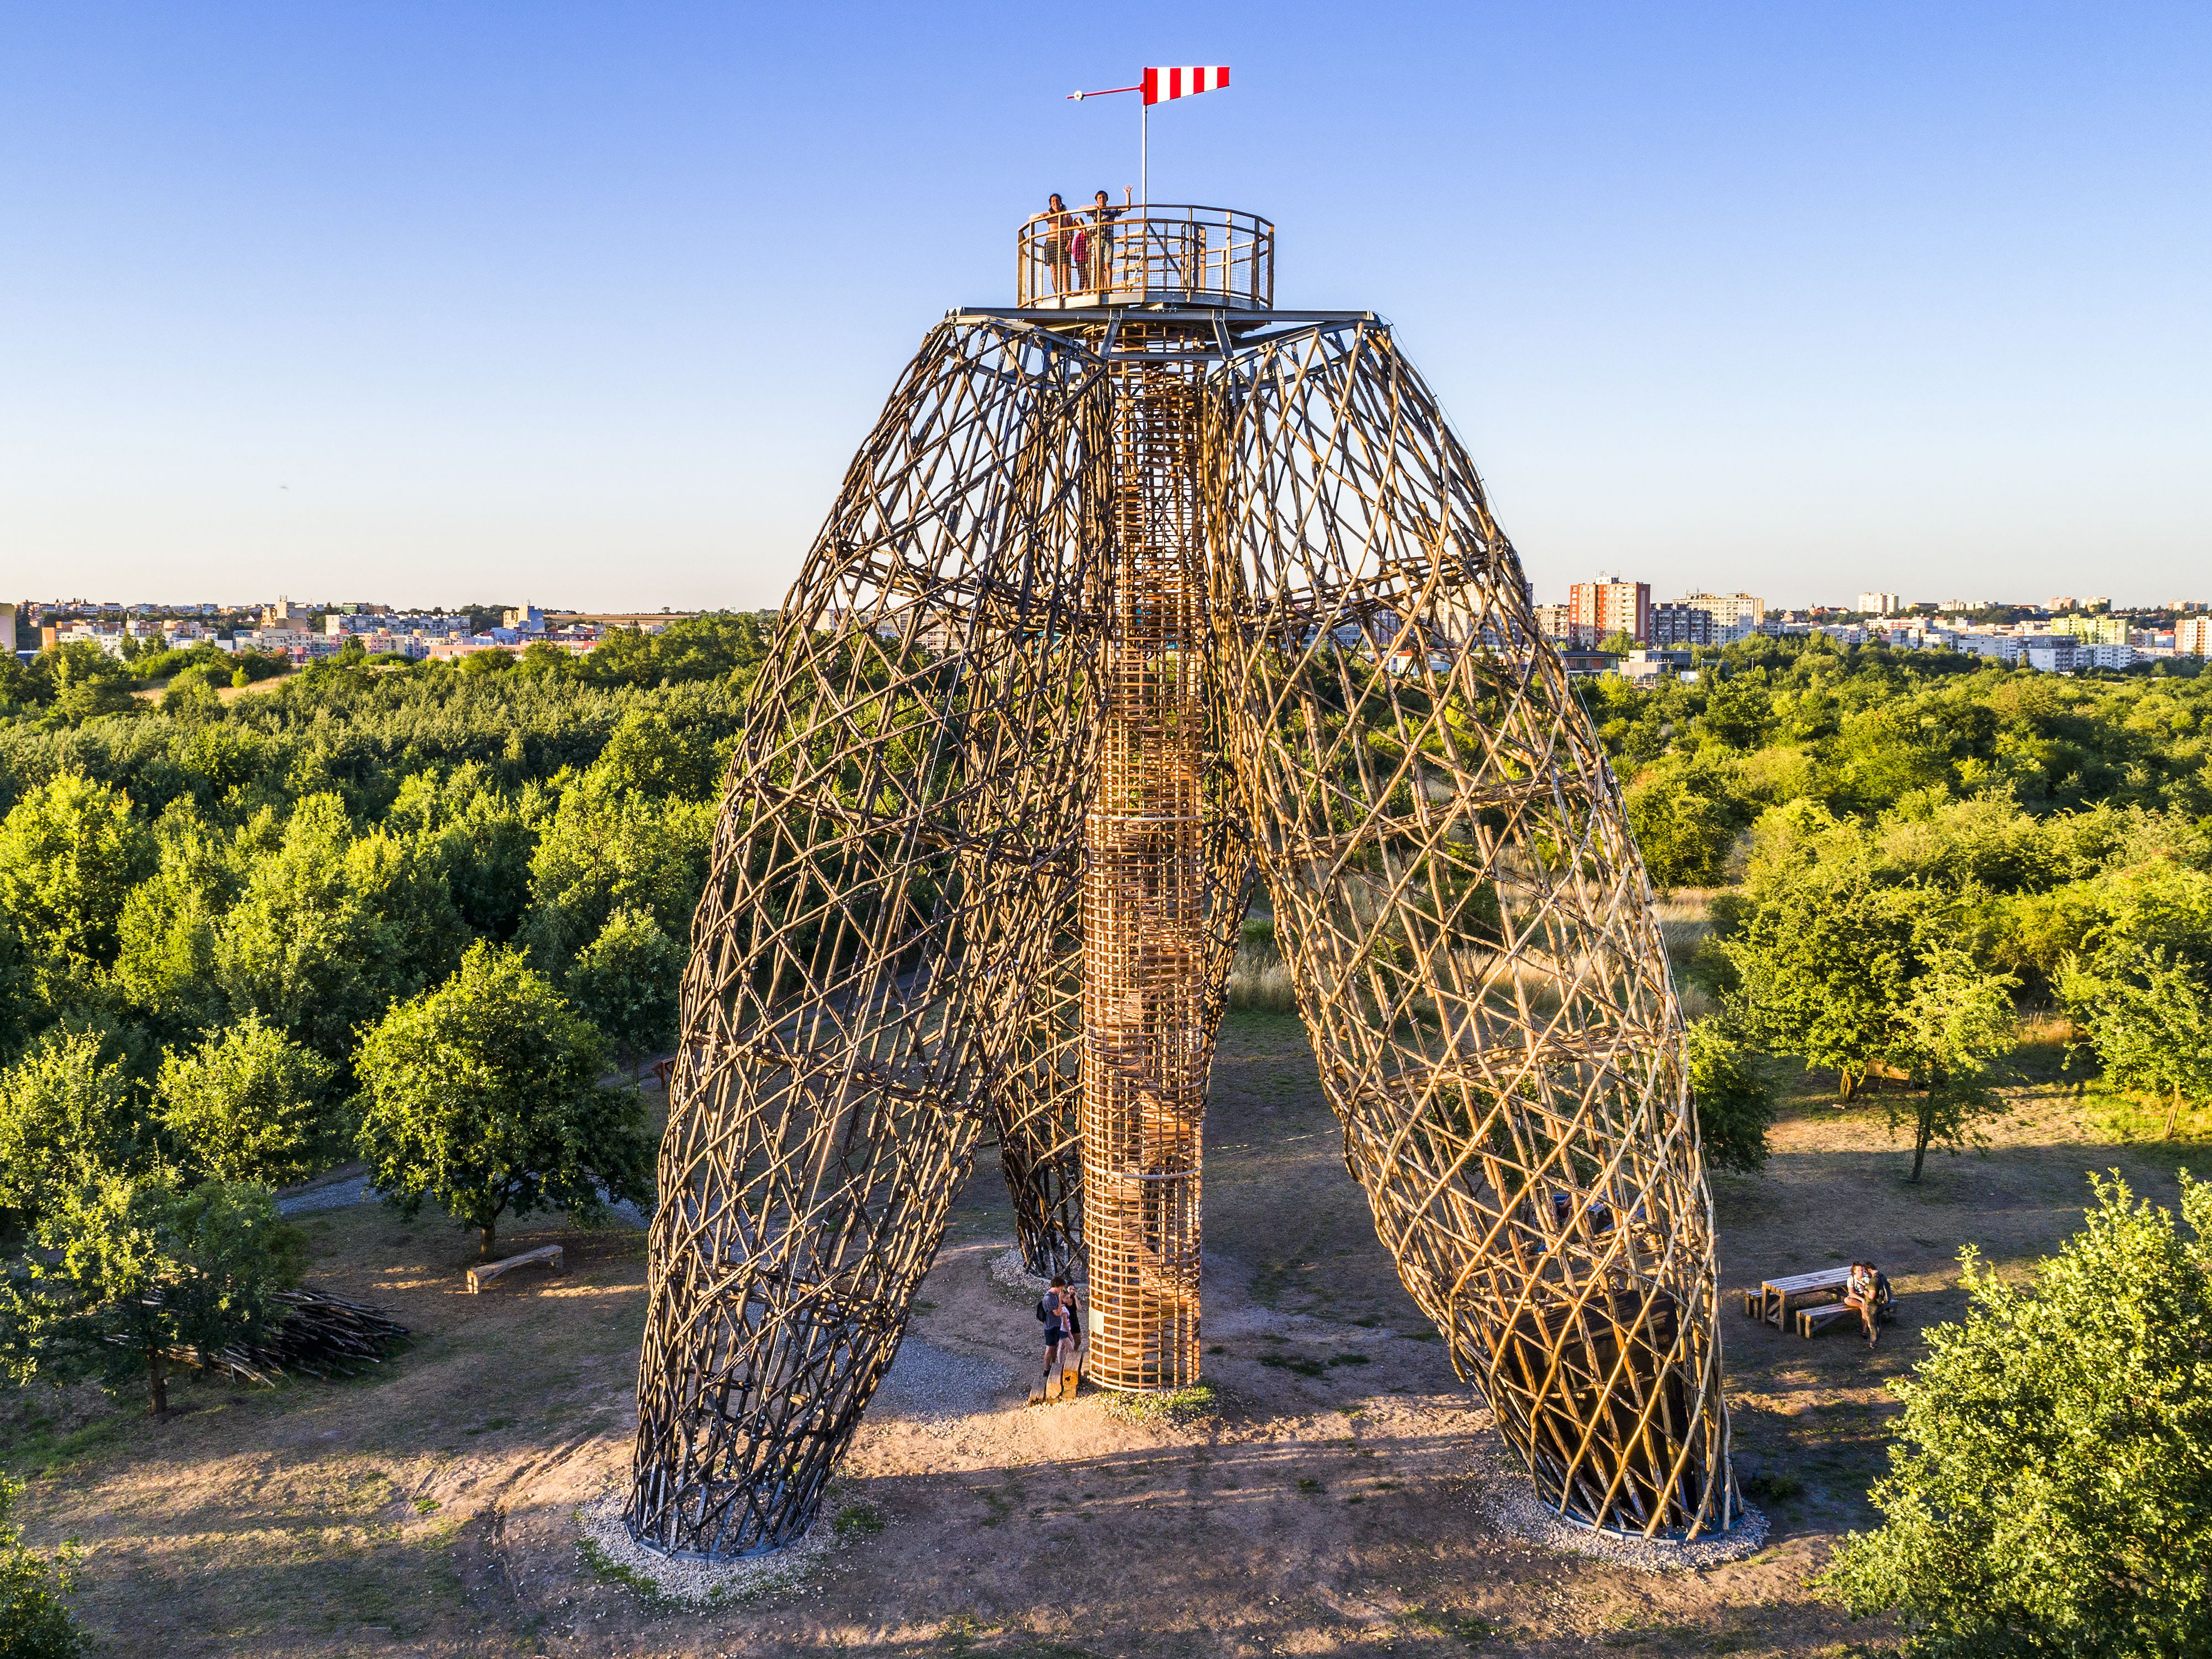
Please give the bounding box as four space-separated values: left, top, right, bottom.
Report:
354 943 652 1256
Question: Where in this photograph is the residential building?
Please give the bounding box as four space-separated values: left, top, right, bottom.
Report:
0 603 13 655
1568 577 1649 646
2087 644 2138 670
501 605 546 634
2053 613 2130 646
1648 603 1716 647
1855 592 1903 616
2023 637 2079 673
1531 603 1583 645
2179 617 2212 656
1676 592 1765 641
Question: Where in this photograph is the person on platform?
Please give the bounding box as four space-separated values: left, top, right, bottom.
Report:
1082 189 1127 290
1031 194 1078 296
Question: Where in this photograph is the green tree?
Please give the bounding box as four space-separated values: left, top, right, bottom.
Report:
157 1016 337 1187
1 1172 304 1415
0 1477 84 1659
0 1030 144 1228
354 943 652 1256
1684 1017 1775 1173
519 772 707 972
211 796 468 1066
1719 865 1920 1101
0 774 153 1008
595 708 717 800
1817 1173 2212 1657
2061 945 2212 1138
1884 947 2019 1182
566 907 683 1080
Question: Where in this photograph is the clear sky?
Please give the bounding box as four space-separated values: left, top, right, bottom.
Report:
4 2 2206 611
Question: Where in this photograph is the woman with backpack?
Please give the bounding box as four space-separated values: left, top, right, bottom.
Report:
1030 1275 1082 1403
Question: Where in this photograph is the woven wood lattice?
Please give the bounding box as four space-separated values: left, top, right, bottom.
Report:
627 271 1734 1556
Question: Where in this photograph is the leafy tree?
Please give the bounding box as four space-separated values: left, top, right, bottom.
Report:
0 1030 144 1228
1718 859 1921 1101
0 774 153 1007
157 665 224 720
0 1477 84 1658
211 795 468 1066
519 771 708 973
354 943 651 1256
1684 1017 1775 1173
1883 947 2018 1182
595 708 718 800
1 1171 304 1415
1626 770 1747 888
157 1016 337 1187
1817 1173 2212 1657
566 907 683 1080
2061 945 2212 1138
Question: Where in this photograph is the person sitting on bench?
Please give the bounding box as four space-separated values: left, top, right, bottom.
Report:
1845 1261 1892 1348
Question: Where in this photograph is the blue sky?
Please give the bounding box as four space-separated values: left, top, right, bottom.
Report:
4 2 2206 611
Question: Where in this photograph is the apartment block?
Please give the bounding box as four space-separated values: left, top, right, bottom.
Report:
2179 617 2212 657
1569 578 1649 646
1648 603 1716 647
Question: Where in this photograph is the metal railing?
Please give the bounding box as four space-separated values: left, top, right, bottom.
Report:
1017 204 1273 310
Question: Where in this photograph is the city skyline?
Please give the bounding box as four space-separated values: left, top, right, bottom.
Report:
5 3 2207 608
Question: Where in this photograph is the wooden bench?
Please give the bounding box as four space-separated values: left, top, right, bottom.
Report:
1749 1267 1850 1328
1797 1303 1864 1339
466 1243 563 1294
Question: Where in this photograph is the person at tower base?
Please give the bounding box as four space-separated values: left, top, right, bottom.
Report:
1030 1274 1082 1403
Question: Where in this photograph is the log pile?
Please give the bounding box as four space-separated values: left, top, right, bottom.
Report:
179 1290 410 1386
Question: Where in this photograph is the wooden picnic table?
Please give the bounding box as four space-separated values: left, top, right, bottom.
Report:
1748 1266 1850 1329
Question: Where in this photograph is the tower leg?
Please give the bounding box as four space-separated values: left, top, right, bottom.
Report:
1211 320 1735 1538
626 319 1109 1557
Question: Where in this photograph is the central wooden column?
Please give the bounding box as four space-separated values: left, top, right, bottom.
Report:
1080 326 1210 1391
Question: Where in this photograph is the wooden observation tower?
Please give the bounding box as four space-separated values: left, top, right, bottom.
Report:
625 205 1739 1558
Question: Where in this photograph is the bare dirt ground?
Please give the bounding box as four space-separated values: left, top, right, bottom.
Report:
3 1009 2193 1658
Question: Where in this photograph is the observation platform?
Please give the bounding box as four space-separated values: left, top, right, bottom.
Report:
1018 204 1273 311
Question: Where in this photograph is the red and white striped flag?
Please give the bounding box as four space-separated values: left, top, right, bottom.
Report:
1143 65 1228 106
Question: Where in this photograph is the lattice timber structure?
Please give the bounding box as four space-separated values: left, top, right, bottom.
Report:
626 205 1737 1558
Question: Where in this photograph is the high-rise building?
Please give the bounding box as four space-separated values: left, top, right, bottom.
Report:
1569 577 1649 646
2179 617 2212 657
0 603 14 655
1856 592 1903 616
1649 603 1716 647
1531 602 1583 645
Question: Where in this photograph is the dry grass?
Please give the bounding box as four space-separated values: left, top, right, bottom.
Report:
1 1018 2196 1657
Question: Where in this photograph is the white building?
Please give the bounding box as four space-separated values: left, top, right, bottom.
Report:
1856 592 1903 616
1677 592 1766 641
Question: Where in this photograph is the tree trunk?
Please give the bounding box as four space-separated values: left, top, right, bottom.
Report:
1910 1116 1931 1184
2167 1085 2183 1141
481 1220 497 1259
1838 1068 1859 1104
148 1348 168 1416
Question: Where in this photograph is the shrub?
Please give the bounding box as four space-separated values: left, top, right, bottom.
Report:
1817 1172 2212 1656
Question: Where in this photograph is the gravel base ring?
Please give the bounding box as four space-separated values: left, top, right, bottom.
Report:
1460 1411 1769 1572
576 1490 840 1606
